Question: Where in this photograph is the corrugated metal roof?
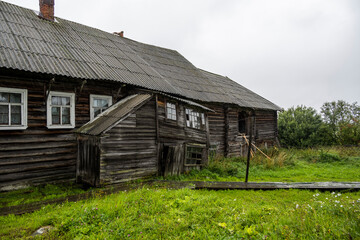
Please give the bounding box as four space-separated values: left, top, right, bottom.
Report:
161 93 214 112
77 94 152 136
0 1 280 111
199 69 281 110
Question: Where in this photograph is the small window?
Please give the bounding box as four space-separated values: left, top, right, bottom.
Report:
185 108 205 129
0 87 27 130
47 91 75 129
185 146 204 166
166 102 177 121
238 112 247 134
90 95 112 120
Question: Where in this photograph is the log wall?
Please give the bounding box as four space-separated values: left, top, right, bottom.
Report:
0 74 125 190
157 96 208 174
205 105 226 156
205 104 278 158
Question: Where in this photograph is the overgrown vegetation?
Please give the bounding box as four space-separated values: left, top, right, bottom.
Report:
1 187 359 239
0 182 89 208
166 147 360 182
0 146 359 239
278 100 360 148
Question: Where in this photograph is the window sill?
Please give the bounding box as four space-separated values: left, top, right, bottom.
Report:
47 125 75 129
0 125 28 130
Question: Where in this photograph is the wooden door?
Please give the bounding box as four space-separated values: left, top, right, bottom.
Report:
160 144 184 177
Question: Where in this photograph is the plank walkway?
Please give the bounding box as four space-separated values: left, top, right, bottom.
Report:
1 181 359 216
183 181 360 191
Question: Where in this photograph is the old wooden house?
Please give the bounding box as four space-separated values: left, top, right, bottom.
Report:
0 1 280 189
76 93 211 186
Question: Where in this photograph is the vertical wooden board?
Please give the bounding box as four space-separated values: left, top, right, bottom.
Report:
98 98 157 185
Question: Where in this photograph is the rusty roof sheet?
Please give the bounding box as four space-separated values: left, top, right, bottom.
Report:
0 1 280 111
77 94 152 136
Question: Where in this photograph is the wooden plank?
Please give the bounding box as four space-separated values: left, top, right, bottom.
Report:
190 181 360 190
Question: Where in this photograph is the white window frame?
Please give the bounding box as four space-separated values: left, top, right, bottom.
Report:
89 94 112 120
47 91 75 129
166 101 177 121
0 87 28 130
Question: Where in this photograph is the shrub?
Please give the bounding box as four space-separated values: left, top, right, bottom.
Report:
278 106 324 148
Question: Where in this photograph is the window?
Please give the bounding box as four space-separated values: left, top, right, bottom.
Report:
0 87 27 130
47 91 75 129
166 102 177 121
238 112 247 134
185 108 205 129
90 95 112 120
185 145 204 166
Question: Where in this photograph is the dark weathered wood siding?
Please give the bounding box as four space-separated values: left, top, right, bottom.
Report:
157 96 208 175
0 74 124 190
98 99 157 185
205 104 278 158
206 105 226 156
76 135 100 186
254 110 278 147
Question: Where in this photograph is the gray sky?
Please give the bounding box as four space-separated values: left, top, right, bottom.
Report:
3 0 360 111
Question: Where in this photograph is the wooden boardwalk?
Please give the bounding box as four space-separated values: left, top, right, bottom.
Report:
182 181 360 191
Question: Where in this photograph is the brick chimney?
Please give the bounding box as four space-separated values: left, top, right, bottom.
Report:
39 0 55 21
113 31 124 37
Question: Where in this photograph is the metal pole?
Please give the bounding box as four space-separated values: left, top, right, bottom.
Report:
245 112 254 183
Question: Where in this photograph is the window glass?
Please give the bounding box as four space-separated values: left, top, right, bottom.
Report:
185 146 204 165
0 93 9 103
61 97 70 106
10 106 21 125
90 95 112 119
166 102 177 120
0 105 9 124
51 107 60 124
47 92 74 128
185 108 204 129
10 93 21 103
51 96 60 105
62 107 70 124
94 108 102 117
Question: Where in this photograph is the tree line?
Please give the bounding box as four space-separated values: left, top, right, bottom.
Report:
278 100 360 148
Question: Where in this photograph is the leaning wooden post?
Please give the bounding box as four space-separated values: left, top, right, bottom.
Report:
245 111 254 183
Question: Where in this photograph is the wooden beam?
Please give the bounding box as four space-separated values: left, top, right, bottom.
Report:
155 94 161 176
251 143 272 161
242 135 254 158
44 77 55 104
245 111 254 183
224 106 229 157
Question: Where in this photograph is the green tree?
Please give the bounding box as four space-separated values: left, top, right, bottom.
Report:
278 106 325 148
321 100 360 145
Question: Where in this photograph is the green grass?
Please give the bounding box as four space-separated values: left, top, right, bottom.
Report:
1 187 359 239
0 182 89 208
165 147 360 182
